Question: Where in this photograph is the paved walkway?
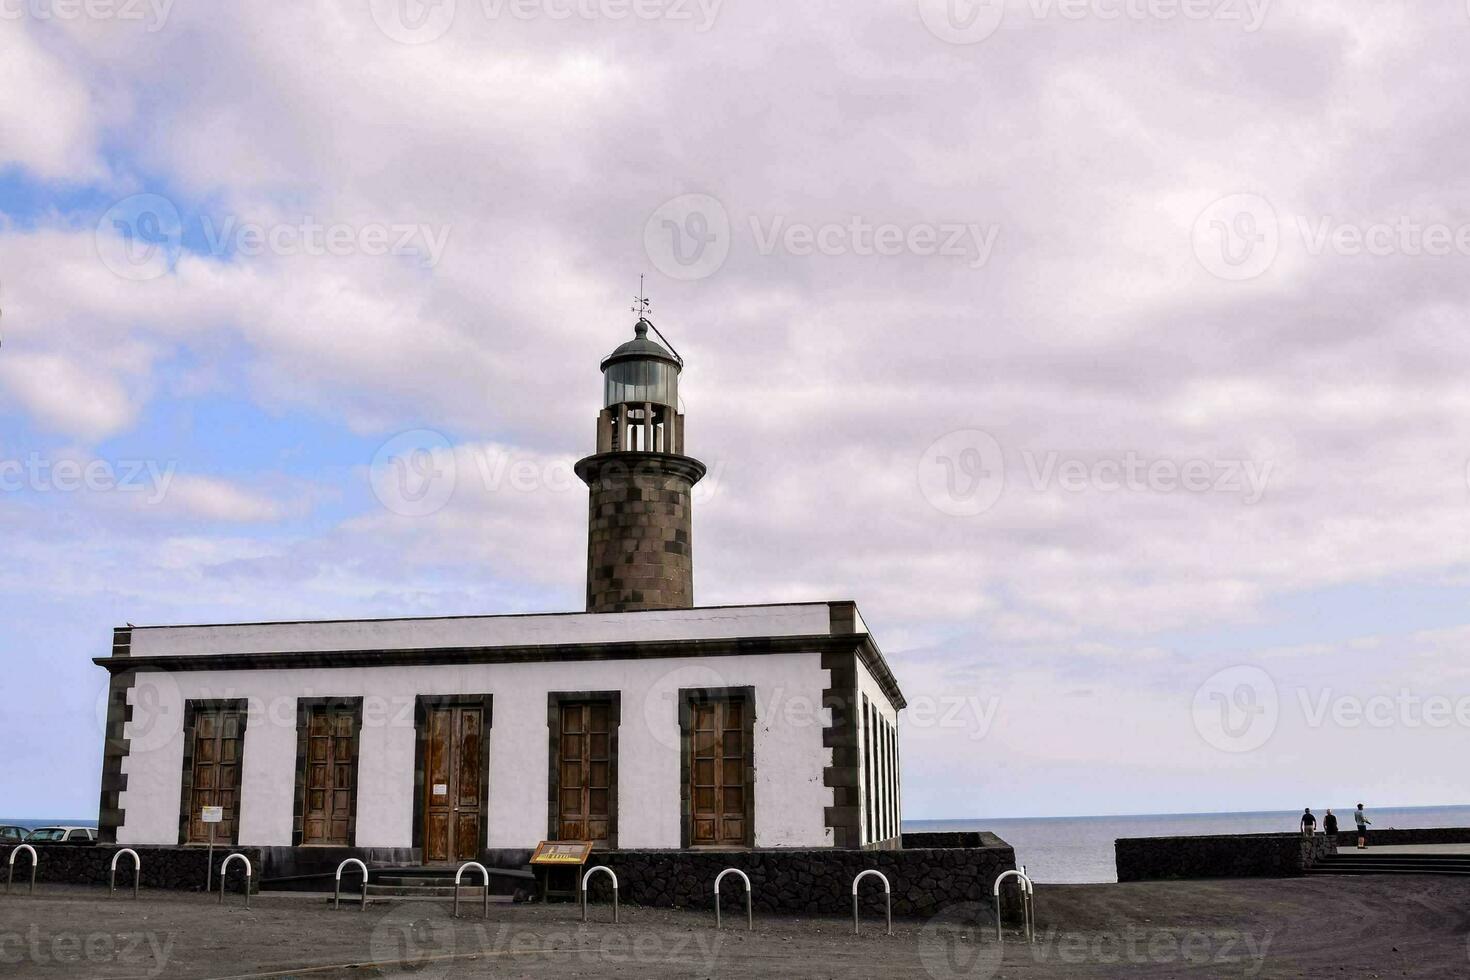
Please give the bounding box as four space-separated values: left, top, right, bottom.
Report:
5 877 1470 977
1352 842 1470 855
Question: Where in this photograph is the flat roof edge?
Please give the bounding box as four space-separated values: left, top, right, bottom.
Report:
116 599 861 632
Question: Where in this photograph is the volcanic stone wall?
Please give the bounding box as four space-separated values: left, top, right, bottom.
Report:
1115 833 1335 882
0 845 262 892
579 837 1016 918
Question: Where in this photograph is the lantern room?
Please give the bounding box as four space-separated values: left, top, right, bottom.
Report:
596 318 686 455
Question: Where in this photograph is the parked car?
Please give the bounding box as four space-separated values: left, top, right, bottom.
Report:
23 827 97 845
0 826 27 844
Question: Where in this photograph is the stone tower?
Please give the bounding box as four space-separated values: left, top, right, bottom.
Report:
575 317 706 613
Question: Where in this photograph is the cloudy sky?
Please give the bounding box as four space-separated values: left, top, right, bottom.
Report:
4 0 1470 821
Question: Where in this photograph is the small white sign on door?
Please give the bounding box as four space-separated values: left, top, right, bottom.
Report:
201 806 224 824
432 783 449 796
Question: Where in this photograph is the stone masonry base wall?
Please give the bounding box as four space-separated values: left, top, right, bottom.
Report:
0 845 262 893
579 836 1016 918
1115 833 1335 882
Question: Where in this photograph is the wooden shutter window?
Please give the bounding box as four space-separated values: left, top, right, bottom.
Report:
183 703 246 844
687 693 752 847
556 701 612 843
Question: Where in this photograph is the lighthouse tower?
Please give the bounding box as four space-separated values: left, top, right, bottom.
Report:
574 314 707 613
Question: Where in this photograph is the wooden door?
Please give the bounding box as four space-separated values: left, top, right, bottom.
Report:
556 702 611 843
302 705 357 845
186 706 244 843
690 698 749 846
423 706 484 863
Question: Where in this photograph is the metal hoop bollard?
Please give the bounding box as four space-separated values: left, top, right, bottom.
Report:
109 849 141 900
580 865 618 924
334 858 369 911
713 868 753 931
851 869 892 936
453 862 490 919
992 869 1034 944
6 844 38 896
218 853 252 910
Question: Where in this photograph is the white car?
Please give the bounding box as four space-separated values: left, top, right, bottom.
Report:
23 827 98 845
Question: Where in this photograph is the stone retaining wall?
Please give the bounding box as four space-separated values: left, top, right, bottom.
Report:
1115 833 1335 882
580 834 1015 918
0 845 262 893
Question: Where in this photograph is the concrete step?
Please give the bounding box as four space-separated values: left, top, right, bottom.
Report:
1313 862 1470 870
264 864 533 896
365 883 491 897
1316 856 1470 867
1308 867 1470 876
1308 854 1470 876
375 865 535 879
326 893 516 907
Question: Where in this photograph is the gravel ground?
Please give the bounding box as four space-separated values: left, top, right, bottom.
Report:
1 875 1467 978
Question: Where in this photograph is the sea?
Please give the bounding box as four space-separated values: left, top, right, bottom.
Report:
8 806 1469 884
905 804 1470 883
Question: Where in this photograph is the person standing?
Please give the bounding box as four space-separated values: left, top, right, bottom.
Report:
1355 804 1371 849
1301 807 1317 836
1324 809 1339 840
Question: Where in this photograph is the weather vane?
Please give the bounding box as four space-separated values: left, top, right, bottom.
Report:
631 274 652 320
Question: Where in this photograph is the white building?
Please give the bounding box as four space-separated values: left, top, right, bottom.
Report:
95 316 906 869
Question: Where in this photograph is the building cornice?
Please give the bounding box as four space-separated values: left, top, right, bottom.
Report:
92 631 905 709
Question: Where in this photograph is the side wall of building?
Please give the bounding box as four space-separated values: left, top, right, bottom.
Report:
856 656 902 848
115 652 832 851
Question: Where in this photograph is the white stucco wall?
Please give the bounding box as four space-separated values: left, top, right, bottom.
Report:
116 652 834 850
125 603 847 659
856 657 901 844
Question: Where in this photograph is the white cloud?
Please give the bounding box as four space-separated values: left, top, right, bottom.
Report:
0 350 137 440
0 25 101 180
155 474 290 523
